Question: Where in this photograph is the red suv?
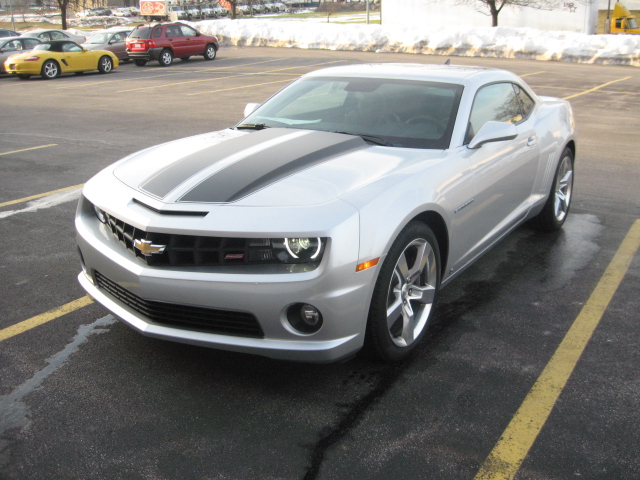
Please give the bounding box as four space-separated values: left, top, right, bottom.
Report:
126 22 219 66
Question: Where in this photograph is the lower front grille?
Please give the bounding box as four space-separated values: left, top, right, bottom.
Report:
95 271 264 338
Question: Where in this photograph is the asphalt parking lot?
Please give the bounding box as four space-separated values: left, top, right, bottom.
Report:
1 47 639 480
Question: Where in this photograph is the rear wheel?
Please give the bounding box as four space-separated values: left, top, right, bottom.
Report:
98 55 113 74
204 44 217 60
158 49 173 66
41 59 59 79
366 222 441 362
530 147 574 231
134 59 147 67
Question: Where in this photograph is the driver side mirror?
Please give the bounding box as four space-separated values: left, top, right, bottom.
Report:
244 103 261 117
468 121 518 149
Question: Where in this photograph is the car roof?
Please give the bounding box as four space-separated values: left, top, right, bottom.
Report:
303 63 520 87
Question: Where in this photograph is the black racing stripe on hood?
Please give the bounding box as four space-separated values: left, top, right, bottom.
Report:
179 131 368 203
139 128 292 199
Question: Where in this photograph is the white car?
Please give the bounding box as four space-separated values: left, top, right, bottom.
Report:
76 64 576 363
113 7 132 17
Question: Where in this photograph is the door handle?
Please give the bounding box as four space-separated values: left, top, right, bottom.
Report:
527 136 537 147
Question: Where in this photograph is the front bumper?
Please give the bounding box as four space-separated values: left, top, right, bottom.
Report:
76 193 378 363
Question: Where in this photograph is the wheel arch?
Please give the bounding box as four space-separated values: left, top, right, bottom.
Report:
408 210 449 279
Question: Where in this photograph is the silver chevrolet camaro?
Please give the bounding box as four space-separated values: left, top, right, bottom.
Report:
76 63 576 363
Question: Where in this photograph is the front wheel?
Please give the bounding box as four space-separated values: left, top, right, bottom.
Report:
98 55 113 74
366 222 441 362
41 59 59 79
530 147 574 232
203 44 217 60
158 49 173 66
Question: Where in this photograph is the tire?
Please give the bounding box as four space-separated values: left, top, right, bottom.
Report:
40 59 59 80
158 49 173 67
366 222 441 362
134 59 147 67
180 56 190 61
98 55 113 74
17 74 31 80
203 44 217 60
530 147 574 232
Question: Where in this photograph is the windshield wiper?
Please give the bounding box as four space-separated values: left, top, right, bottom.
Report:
330 131 392 147
236 123 270 130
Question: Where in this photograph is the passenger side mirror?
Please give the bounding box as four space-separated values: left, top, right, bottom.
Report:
244 103 261 117
468 121 518 149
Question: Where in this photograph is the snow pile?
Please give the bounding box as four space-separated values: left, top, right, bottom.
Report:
192 18 640 67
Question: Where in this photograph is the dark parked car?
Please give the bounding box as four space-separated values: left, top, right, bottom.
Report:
0 29 20 38
125 22 219 66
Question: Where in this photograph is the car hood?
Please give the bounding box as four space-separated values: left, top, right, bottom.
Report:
112 128 446 207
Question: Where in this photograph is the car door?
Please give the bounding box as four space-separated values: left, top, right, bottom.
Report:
178 24 203 56
164 24 185 56
454 82 540 270
62 42 95 71
109 32 127 60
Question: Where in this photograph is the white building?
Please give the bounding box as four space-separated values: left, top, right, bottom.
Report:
383 0 600 34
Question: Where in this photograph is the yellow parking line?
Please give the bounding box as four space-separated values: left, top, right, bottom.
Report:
0 184 84 209
53 58 272 90
0 144 57 156
475 219 640 480
0 296 94 342
562 76 632 100
116 59 345 94
187 78 294 96
520 71 545 77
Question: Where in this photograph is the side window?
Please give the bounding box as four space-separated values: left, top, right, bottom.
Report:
153 27 163 38
180 25 197 37
24 39 40 48
465 83 522 144
166 26 181 37
51 31 65 40
513 84 535 120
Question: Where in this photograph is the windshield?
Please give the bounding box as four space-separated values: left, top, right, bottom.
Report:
86 33 110 44
241 76 463 149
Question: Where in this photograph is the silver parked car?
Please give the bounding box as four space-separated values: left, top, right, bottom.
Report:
76 64 576 363
82 28 132 61
21 29 86 43
0 36 41 73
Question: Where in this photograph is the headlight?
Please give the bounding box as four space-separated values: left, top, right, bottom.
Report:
272 237 325 264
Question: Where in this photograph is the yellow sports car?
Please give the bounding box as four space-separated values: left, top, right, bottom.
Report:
4 40 119 79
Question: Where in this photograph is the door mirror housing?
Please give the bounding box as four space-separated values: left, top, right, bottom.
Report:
244 103 261 117
468 121 518 149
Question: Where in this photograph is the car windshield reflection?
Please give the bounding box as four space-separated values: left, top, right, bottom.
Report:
241 76 464 149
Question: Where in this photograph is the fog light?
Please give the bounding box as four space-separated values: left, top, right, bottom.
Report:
287 303 323 334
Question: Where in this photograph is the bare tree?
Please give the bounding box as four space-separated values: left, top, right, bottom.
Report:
55 0 74 29
454 0 560 26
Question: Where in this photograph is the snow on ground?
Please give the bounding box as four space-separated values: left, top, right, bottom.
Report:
3 11 639 67
192 17 640 67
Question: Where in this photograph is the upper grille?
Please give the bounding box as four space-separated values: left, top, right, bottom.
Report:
104 213 275 267
95 271 264 338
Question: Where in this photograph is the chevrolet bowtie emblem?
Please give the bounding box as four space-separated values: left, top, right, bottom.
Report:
134 239 166 256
